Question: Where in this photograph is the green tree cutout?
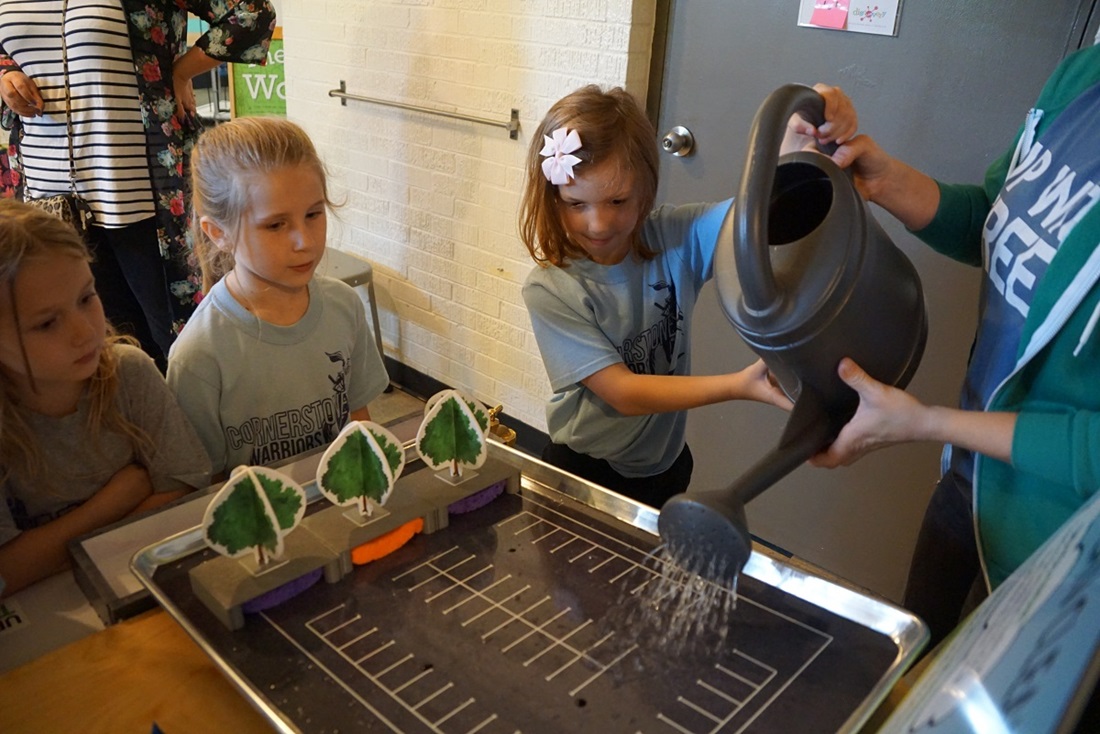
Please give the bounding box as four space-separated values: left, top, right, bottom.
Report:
416 389 489 478
202 466 307 566
423 390 490 434
316 421 405 515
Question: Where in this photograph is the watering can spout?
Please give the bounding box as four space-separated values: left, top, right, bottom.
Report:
657 386 850 583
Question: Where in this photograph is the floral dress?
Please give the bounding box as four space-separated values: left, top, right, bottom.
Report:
0 0 275 333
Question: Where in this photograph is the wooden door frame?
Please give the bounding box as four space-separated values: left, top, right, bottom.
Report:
644 0 672 129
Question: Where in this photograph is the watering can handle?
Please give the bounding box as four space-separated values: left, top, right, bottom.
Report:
735 84 830 315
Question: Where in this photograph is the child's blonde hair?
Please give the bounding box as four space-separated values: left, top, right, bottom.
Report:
191 116 334 291
0 200 151 486
519 85 660 267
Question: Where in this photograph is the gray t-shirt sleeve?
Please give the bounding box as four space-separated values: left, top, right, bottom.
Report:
334 279 389 411
522 274 624 392
167 334 228 476
119 345 212 491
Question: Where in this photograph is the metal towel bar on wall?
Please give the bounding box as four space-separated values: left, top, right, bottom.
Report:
329 81 520 139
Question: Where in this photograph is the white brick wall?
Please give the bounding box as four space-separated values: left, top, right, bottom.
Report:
281 0 657 432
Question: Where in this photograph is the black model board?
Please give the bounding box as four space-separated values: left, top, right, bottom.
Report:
146 468 899 733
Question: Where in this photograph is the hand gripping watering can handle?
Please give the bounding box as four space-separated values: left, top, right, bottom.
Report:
734 83 832 316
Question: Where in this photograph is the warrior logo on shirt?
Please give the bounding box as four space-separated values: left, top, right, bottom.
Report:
226 350 352 466
617 279 683 375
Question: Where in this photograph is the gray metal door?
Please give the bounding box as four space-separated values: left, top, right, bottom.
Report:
653 0 1098 601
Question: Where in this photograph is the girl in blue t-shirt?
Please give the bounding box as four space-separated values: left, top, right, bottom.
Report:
519 84 856 507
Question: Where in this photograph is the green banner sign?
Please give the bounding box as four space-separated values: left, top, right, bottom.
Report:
231 37 286 117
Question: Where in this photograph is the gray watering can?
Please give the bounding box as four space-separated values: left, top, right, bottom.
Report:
658 84 927 585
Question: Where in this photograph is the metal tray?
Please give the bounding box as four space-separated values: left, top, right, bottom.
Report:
133 442 926 733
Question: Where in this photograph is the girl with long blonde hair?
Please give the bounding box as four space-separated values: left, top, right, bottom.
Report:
167 117 389 477
0 200 210 598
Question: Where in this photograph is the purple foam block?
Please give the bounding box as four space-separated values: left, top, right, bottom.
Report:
242 567 323 614
448 480 506 515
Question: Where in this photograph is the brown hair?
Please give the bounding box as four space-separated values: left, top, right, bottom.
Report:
0 200 151 486
190 116 334 291
518 85 659 267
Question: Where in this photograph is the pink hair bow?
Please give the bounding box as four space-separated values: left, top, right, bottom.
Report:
540 127 583 185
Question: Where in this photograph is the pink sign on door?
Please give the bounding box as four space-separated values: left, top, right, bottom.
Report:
800 0 901 36
809 0 849 30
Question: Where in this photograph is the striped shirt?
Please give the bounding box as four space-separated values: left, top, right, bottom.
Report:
0 0 155 226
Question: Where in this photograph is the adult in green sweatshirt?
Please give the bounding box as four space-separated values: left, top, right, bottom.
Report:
814 44 1100 648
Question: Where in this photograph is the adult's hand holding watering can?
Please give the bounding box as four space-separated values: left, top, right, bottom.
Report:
658 83 928 586
808 357 1016 469
783 82 861 153
802 126 1016 470
826 129 942 230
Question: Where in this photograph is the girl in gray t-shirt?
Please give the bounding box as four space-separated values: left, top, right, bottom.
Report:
0 201 211 598
519 85 855 507
167 117 388 478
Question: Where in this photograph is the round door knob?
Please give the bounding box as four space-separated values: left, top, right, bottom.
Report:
661 126 695 157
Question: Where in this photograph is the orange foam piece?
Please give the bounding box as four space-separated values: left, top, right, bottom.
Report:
350 517 424 566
